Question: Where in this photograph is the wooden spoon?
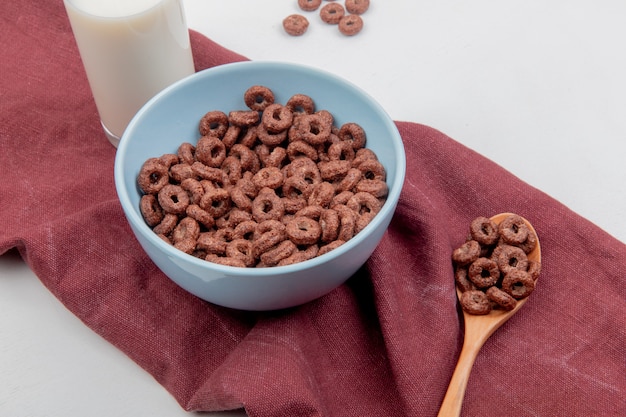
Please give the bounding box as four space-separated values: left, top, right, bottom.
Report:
437 213 541 417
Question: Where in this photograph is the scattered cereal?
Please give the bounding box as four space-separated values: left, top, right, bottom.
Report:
283 14 310 36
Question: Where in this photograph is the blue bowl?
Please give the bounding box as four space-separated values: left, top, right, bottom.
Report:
114 61 406 310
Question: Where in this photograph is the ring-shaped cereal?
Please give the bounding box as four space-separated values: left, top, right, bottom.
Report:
180 178 205 205
229 186 253 212
252 188 285 222
334 204 357 241
358 159 386 181
153 213 178 236
199 187 231 219
286 94 315 115
290 113 331 145
257 122 288 146
169 163 194 183
492 244 529 275
338 14 364 36
191 161 228 185
460 290 491 315
226 239 256 267
195 135 227 168
199 110 229 138
229 144 259 172
282 175 313 200
244 85 275 111
318 239 345 256
137 157 169 194
159 153 179 168
468 257 500 289
221 124 241 150
278 244 319 266
285 157 322 184
186 204 215 229
158 184 190 215
328 141 356 162
452 239 481 266
501 269 535 299
253 166 284 190
336 168 363 193
345 0 369 15
347 191 383 216
286 216 322 245
287 140 319 161
319 208 340 243
351 148 377 168
331 190 354 207
172 216 200 244
355 178 388 198
295 205 324 220
260 240 297 267
498 214 530 245
308 181 335 207
262 103 294 133
338 122 367 149
232 220 258 241
205 254 246 268
177 142 195 165
486 286 517 311
470 216 500 246
283 196 308 215
298 0 321 11
228 110 260 127
319 160 351 182
454 267 476 293
320 3 345 24
238 125 259 148
518 230 538 254
253 219 287 258
140 194 164 227
221 156 243 185
255 144 287 168
216 208 253 229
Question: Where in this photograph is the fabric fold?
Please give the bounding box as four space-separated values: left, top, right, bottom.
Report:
1 1 624 416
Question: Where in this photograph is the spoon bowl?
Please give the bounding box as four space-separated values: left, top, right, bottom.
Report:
437 213 541 417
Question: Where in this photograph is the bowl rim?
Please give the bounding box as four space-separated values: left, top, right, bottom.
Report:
114 60 406 276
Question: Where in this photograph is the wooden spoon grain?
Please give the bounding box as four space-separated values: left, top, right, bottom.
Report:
437 213 541 417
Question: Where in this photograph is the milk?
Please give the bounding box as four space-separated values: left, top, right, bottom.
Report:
64 0 195 147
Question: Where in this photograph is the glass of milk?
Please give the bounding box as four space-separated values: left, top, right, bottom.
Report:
63 0 195 147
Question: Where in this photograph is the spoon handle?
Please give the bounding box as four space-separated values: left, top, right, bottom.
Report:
437 332 485 417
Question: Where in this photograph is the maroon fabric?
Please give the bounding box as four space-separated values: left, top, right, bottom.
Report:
2 1 625 416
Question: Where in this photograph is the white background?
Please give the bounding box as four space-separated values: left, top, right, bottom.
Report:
1 1 624 416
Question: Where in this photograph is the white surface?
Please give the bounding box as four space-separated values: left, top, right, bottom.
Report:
1 1 625 416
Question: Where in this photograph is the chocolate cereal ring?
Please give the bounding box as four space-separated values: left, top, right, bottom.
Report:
158 184 190 215
334 204 356 241
501 269 535 299
253 220 287 258
338 122 366 149
226 239 256 267
452 240 481 266
492 244 529 275
355 179 388 198
320 3 345 24
252 188 285 222
172 216 200 245
244 85 275 111
308 181 335 207
486 286 517 311
298 0 321 11
199 187 231 219
283 14 309 37
205 253 246 268
228 110 260 127
169 163 194 183
153 213 178 236
260 240 297 267
253 166 284 190
177 142 195 165
345 0 369 15
470 216 499 246
289 113 331 145
318 239 345 256
498 214 530 245
319 208 340 243
137 157 169 195
468 257 500 289
286 94 315 115
287 140 319 162
286 216 322 245
454 266 476 293
262 103 294 133
186 204 215 229
199 110 229 138
347 192 382 216
195 135 227 168
255 144 287 168
140 194 164 227
460 290 492 315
